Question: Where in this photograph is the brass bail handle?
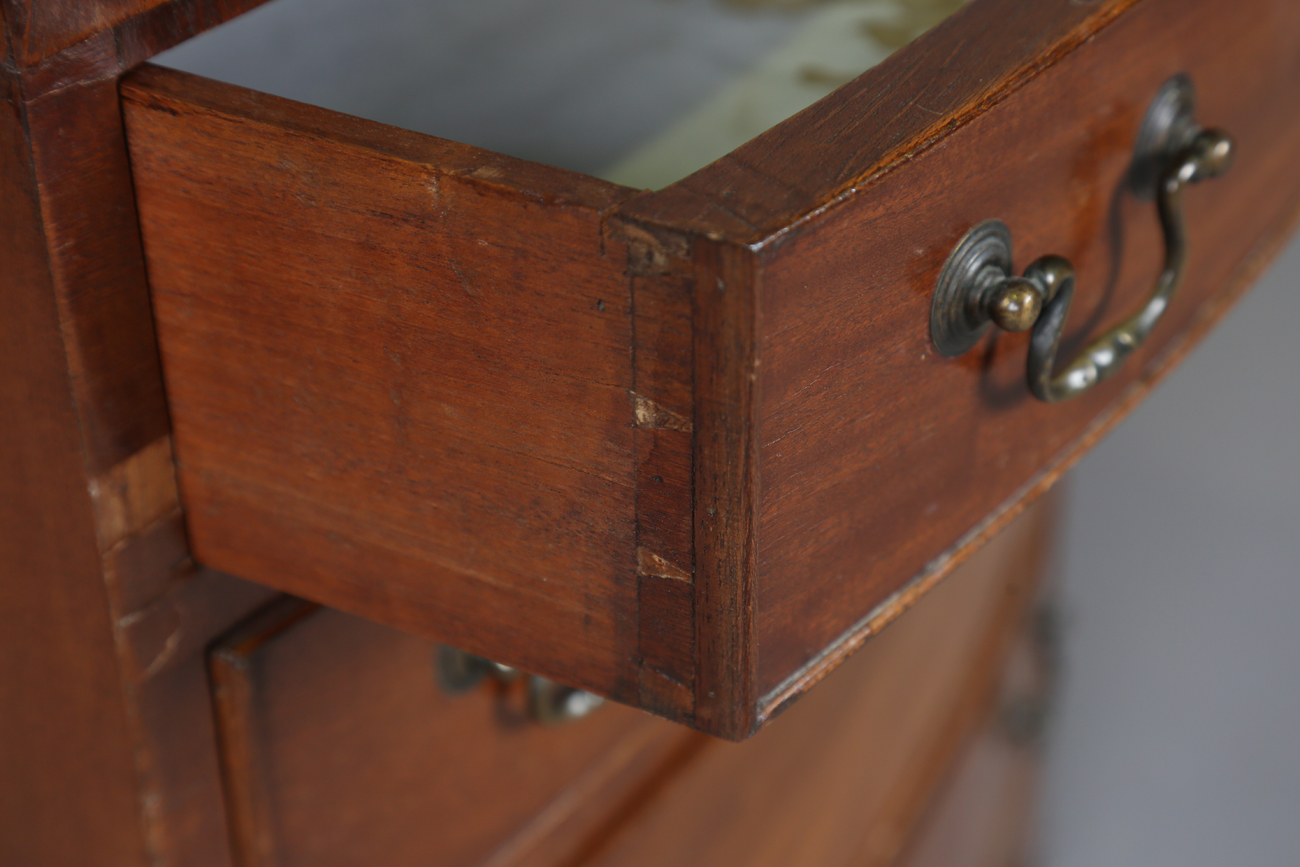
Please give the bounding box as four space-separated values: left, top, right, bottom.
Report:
930 76 1234 402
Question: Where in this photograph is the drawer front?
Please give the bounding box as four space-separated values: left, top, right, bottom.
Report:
123 0 1300 739
892 596 1056 867
614 0 1300 727
209 599 691 867
889 694 1043 867
740 0 1300 707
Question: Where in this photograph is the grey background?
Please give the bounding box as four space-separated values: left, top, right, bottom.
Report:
161 4 1300 864
1038 233 1300 866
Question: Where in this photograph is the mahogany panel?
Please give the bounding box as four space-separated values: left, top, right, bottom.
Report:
686 239 761 739
750 0 1300 701
117 0 1300 741
115 566 276 867
22 73 169 473
209 598 697 867
123 65 644 701
0 67 149 867
1 1 294 857
4 0 168 65
579 495 1056 867
626 228 697 719
892 656 1047 867
2 0 269 69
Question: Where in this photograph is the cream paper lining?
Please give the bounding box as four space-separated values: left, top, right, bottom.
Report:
601 0 966 190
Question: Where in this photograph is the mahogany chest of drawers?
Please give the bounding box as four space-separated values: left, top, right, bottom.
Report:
3 0 1298 863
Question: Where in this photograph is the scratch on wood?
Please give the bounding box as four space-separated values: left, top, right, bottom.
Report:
619 221 691 275
449 260 481 297
470 164 505 181
117 593 182 681
632 392 692 431
637 546 692 583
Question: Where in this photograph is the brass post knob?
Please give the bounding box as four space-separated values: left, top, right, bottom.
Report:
930 76 1234 402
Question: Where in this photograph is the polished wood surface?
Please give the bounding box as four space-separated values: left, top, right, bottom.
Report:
1 2 291 863
627 232 697 721
209 598 695 867
5 1 270 89
120 0 1300 737
894 731 1041 867
206 496 1055 867
745 0 1300 705
3 0 169 65
579 494 1056 867
123 66 644 701
0 64 149 867
622 0 1300 731
7 0 1299 860
893 682 1044 867
618 0 1142 241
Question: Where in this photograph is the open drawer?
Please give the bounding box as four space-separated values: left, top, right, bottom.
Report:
121 0 1300 738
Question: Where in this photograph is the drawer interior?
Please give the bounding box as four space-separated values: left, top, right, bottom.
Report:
156 0 967 189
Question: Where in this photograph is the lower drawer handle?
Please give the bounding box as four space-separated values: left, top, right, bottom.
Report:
527 677 606 726
435 646 604 725
930 76 1234 402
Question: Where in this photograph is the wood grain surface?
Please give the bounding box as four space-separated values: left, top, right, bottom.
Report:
209 598 698 867
891 634 1049 867
625 227 697 720
123 66 646 702
203 495 1052 867
23 72 169 473
2 0 269 70
578 494 1056 867
5 0 1294 859
1 3 294 863
618 0 1141 243
121 0 1300 737
3 0 169 65
0 66 150 867
613 0 1300 729
747 0 1300 703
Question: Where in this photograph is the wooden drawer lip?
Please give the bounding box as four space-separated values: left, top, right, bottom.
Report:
123 0 1300 739
620 0 1144 246
121 64 635 213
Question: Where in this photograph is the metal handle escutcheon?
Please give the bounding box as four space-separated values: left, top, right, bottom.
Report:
930 76 1234 402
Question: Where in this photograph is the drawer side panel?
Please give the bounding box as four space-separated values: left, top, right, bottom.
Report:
123 66 642 700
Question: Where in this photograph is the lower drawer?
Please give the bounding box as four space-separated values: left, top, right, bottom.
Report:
209 602 690 867
209 495 1057 866
893 608 1054 867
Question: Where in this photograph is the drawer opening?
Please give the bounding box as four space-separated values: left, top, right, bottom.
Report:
155 0 968 191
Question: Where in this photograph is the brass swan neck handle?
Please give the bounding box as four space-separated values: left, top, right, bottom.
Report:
930 76 1234 402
